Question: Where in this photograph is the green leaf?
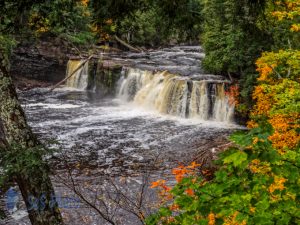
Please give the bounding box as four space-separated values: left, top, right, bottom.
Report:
223 151 248 167
159 207 171 217
255 198 270 211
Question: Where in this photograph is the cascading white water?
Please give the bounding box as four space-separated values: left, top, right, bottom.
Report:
212 83 235 122
117 69 154 101
117 68 235 122
190 81 209 120
65 60 88 90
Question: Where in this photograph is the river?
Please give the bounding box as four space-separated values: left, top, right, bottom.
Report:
3 46 242 225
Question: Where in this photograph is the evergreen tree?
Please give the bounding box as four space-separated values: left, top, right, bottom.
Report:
202 0 271 75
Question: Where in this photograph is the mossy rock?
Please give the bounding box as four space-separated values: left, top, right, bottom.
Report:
87 59 123 96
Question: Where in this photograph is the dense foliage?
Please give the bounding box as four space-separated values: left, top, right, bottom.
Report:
90 0 203 46
27 0 94 45
1 0 203 48
201 0 270 74
0 0 95 50
201 0 269 115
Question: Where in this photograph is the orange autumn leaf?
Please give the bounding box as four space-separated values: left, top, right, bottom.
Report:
268 130 300 151
223 211 247 225
185 188 194 196
291 24 300 32
151 179 166 188
163 185 172 192
169 204 180 211
269 176 287 193
225 85 239 106
81 0 89 6
250 207 256 213
187 161 202 169
172 167 188 182
208 212 216 225
249 159 271 174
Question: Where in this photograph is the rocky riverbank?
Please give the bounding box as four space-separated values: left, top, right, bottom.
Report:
11 40 70 81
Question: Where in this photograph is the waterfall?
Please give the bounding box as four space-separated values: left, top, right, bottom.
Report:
65 60 88 90
117 69 154 101
190 81 209 120
117 68 234 122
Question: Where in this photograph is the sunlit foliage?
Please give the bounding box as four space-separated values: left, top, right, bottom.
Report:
250 0 300 152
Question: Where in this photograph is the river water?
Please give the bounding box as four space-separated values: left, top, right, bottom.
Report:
3 46 242 225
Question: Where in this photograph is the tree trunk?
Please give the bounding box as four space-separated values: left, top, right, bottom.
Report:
0 53 63 224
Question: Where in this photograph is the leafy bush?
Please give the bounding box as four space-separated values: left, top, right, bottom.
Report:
0 143 55 188
146 127 300 225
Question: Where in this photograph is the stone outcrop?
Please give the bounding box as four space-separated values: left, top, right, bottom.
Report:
10 40 75 83
87 59 124 96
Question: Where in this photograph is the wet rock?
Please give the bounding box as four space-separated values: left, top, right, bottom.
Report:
87 59 123 97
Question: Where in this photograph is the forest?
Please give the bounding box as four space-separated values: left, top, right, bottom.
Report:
0 0 299 224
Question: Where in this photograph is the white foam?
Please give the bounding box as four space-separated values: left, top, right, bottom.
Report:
11 210 28 221
26 103 82 109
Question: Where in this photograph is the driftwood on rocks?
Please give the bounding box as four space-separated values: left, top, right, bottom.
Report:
191 142 235 168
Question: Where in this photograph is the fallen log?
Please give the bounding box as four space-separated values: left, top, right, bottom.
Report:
114 35 142 53
48 55 93 92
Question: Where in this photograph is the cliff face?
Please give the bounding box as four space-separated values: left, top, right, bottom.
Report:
10 40 75 85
